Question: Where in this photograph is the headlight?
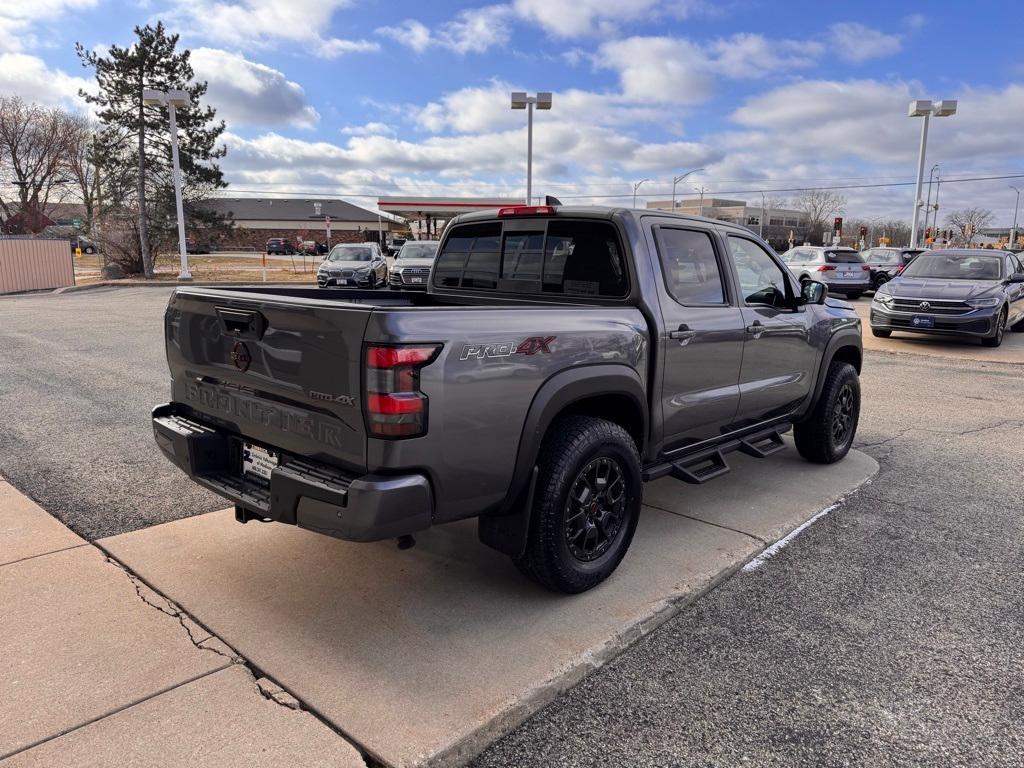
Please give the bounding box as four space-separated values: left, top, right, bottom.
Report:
966 297 1000 308
872 292 894 307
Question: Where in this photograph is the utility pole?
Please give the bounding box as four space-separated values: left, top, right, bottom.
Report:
1011 186 1021 250
759 191 766 238
696 185 707 217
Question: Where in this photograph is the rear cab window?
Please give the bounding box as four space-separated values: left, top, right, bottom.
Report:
825 250 864 264
433 218 629 298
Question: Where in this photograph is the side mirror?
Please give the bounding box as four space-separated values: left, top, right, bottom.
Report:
1007 272 1024 283
801 280 828 305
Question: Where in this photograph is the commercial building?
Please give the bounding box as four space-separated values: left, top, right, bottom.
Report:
376 196 524 240
647 197 810 249
198 198 400 250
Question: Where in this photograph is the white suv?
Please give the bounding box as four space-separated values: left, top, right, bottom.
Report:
780 246 871 299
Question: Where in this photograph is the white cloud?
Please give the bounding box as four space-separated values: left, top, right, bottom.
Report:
828 22 902 63
167 0 378 58
598 37 715 105
190 48 319 129
708 34 823 78
0 0 98 52
0 53 91 107
378 5 511 54
341 121 395 137
509 0 663 37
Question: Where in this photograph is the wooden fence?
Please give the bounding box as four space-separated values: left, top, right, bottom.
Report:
0 238 74 294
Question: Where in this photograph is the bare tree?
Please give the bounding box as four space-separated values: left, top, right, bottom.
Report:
945 208 994 246
65 116 104 235
0 97 77 233
794 189 847 244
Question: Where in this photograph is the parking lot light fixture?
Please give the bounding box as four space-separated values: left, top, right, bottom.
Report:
632 179 650 209
143 88 192 280
908 99 957 249
510 91 552 204
671 168 704 209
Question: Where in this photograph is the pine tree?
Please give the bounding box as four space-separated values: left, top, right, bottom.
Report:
76 23 226 277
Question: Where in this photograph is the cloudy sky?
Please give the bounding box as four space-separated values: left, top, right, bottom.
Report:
2 0 1022 224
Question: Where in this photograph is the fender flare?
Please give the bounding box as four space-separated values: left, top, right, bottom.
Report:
478 364 649 557
795 328 863 422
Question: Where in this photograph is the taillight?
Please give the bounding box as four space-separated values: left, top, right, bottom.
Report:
817 265 837 272
861 265 871 271
497 205 554 217
364 344 441 438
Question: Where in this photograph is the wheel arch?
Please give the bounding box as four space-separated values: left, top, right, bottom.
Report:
794 330 862 423
478 364 649 557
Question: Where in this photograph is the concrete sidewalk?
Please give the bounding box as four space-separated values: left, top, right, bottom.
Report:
0 481 364 767
101 445 877 768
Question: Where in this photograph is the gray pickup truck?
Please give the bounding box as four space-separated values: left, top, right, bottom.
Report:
153 204 863 593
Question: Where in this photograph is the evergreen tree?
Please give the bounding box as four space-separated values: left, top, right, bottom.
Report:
77 23 226 277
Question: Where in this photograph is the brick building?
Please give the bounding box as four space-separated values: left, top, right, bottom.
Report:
198 198 400 250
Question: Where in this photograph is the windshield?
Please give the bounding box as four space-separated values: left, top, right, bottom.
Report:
398 242 439 260
327 246 372 262
901 252 1003 280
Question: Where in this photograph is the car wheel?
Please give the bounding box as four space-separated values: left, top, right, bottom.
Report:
794 361 860 465
845 291 863 300
873 275 888 291
515 415 642 594
981 308 1007 347
871 328 892 338
84 246 95 254
368 272 377 289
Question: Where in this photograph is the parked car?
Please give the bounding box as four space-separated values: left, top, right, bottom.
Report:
780 246 872 299
859 247 924 290
870 249 1024 346
298 240 328 256
266 238 295 255
185 238 211 254
152 204 863 593
316 242 388 288
388 240 440 290
387 237 407 258
70 236 97 255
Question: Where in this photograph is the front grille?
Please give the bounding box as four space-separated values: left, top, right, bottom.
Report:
890 297 972 315
887 317 990 333
402 267 430 284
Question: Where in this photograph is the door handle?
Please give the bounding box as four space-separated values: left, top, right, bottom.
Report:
669 324 697 344
745 320 764 338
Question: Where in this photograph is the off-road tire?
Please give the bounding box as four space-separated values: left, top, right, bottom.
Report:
871 328 892 338
981 308 1007 347
515 415 642 593
794 361 860 464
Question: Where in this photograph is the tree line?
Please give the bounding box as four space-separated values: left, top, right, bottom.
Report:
0 22 226 276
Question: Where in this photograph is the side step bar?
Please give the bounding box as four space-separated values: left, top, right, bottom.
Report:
643 423 791 484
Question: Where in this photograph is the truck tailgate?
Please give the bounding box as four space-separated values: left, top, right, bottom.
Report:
164 288 371 473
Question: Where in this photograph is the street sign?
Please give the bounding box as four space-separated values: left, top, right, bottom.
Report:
72 217 82 228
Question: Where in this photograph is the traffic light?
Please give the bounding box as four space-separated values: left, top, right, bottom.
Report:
859 225 867 238
833 217 843 235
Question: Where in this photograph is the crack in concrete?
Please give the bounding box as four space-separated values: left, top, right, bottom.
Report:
643 502 769 545
856 419 1024 450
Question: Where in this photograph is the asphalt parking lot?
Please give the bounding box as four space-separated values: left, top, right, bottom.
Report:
2 287 1023 765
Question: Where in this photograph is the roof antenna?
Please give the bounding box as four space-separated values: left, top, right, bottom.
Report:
545 195 563 206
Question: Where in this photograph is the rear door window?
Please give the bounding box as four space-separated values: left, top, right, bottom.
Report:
543 221 627 297
655 227 727 305
433 223 502 289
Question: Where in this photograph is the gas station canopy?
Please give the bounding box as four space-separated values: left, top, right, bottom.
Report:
377 196 524 222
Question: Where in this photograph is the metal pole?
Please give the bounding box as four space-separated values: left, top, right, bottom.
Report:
931 175 942 240
698 186 705 217
759 192 765 238
910 113 930 248
167 103 191 280
526 100 533 204
1011 187 1020 250
633 183 638 208
671 178 677 209
924 164 937 241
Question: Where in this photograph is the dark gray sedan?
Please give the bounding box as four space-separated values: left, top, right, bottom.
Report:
870 249 1024 347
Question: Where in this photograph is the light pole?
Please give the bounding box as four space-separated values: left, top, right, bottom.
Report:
632 179 650 209
908 99 957 248
143 88 192 280
759 191 766 238
671 168 704 209
924 164 938 242
510 91 552 205
1011 186 1021 250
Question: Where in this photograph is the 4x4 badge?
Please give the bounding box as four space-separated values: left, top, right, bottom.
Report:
230 341 251 372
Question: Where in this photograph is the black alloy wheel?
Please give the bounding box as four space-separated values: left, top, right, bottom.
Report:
564 457 626 562
982 308 1007 347
831 383 856 446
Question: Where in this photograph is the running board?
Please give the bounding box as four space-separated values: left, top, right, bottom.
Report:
643 424 791 483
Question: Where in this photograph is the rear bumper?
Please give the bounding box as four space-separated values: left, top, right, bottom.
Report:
152 403 433 542
823 279 871 293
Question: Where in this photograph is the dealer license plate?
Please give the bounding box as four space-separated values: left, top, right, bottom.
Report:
911 315 935 329
410 277 424 284
242 442 278 482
